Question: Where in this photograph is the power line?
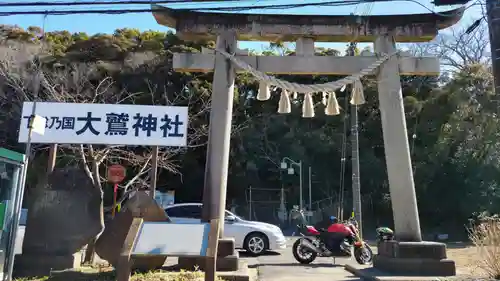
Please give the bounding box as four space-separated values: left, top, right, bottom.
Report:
0 0 367 9
0 0 257 7
0 8 152 15
0 0 452 9
0 0 473 16
196 0 469 18
432 0 470 6
403 0 477 17
0 0 371 16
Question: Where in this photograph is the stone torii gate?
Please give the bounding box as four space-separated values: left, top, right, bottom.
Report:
152 6 464 276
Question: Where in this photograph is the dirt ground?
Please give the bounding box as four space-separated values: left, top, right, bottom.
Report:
446 243 487 277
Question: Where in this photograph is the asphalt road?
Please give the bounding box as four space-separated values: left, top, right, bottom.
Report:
240 237 362 281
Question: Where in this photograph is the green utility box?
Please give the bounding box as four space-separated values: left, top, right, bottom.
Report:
0 148 25 281
0 202 7 231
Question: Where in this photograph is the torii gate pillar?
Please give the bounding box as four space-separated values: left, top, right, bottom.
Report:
374 35 422 242
371 34 456 276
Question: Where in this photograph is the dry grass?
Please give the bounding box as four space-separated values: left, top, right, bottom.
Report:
464 216 500 279
14 267 226 281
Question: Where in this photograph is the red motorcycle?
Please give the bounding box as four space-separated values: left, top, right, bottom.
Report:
291 211 373 265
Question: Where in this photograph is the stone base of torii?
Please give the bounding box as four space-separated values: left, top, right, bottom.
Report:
151 5 466 277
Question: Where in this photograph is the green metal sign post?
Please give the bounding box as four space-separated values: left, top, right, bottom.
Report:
0 148 26 281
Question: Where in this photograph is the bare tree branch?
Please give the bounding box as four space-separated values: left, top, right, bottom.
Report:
1 44 211 213
124 155 152 190
79 144 95 186
408 22 490 73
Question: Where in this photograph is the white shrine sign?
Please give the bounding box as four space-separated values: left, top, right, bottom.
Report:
132 222 210 256
18 102 188 147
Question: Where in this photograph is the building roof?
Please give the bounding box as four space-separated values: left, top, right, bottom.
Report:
151 5 465 43
0 148 25 163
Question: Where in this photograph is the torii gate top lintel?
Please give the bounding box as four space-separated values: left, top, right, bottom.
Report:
152 5 464 43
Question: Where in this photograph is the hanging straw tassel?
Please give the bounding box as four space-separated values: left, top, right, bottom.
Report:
302 92 315 118
350 79 366 105
277 90 291 114
325 92 340 116
322 92 328 105
257 82 271 101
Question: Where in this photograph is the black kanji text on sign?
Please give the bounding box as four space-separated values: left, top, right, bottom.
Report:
160 114 184 138
76 112 102 135
49 117 62 129
132 113 157 137
61 117 75 130
105 113 129 136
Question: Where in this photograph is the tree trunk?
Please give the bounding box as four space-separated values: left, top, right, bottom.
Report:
82 238 96 264
82 190 105 265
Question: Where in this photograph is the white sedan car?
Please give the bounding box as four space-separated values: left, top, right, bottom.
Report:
165 203 286 255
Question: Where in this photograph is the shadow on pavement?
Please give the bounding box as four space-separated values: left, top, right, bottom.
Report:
239 251 281 257
445 241 473 249
249 263 343 268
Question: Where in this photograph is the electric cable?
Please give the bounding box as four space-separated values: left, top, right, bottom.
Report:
0 1 368 15
0 0 474 16
0 2 477 18
0 0 264 7
0 0 477 13
397 0 478 17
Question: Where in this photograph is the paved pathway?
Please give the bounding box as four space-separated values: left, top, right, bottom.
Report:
240 237 362 281
162 237 363 280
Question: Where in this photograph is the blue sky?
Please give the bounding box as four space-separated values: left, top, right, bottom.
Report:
0 0 482 52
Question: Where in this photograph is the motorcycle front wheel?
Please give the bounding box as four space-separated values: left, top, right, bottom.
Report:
292 238 317 264
354 243 373 265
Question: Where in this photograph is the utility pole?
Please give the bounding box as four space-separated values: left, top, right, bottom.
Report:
308 167 312 212
486 0 500 95
347 41 362 235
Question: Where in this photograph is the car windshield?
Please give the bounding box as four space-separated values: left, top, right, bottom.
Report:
226 211 242 220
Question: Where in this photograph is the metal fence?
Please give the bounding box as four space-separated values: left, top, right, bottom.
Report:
233 188 377 233
235 186 288 227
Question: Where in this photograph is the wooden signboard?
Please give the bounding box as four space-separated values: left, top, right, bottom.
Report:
117 221 211 281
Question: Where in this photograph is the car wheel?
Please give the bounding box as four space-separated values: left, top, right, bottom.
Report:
244 232 268 256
